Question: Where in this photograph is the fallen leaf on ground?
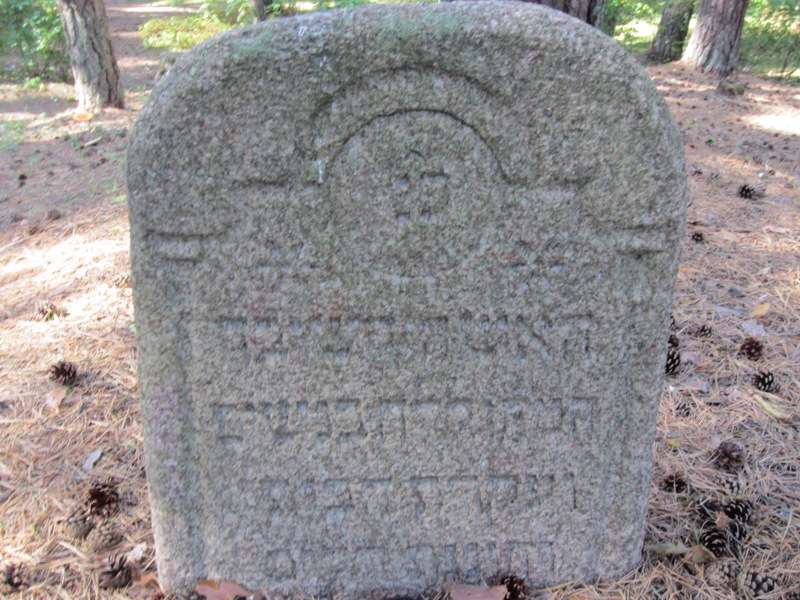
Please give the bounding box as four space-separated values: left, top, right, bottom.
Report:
130 564 160 590
195 578 265 600
742 319 767 337
45 388 67 412
645 542 691 555
750 302 770 317
716 512 732 530
450 583 508 600
691 544 717 564
82 449 102 471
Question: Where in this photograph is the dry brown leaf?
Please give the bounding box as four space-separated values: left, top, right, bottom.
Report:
130 564 160 590
750 302 771 317
45 387 67 412
195 578 265 600
450 583 508 600
644 542 692 555
691 545 717 564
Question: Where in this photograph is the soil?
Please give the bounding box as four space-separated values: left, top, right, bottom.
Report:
0 1 798 598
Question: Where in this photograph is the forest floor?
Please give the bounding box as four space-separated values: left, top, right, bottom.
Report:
0 0 799 598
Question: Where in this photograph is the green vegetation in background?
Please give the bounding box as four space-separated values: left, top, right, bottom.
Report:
602 0 659 35
0 0 70 81
141 8 232 51
141 0 427 51
0 0 792 82
610 0 798 81
740 0 800 79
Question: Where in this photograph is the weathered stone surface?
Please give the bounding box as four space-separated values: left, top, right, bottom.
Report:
127 2 686 597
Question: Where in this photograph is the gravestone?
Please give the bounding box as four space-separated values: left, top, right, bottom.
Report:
127 2 686 597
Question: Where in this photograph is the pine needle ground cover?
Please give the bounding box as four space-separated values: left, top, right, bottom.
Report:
0 20 799 599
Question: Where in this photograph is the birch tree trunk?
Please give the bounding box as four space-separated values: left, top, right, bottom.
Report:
58 0 124 111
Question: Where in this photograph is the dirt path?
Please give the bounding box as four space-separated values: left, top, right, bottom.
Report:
105 0 197 91
0 0 198 239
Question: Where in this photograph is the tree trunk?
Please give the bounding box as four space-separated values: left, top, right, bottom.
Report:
252 0 271 22
531 0 606 25
57 0 124 111
596 10 617 36
648 0 695 63
439 0 606 26
682 0 749 75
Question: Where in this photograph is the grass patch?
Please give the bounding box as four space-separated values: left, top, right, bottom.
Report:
0 120 28 151
141 13 233 51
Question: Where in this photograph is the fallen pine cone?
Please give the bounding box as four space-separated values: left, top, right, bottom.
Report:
48 360 78 386
740 571 778 597
661 472 688 493
714 441 746 472
87 481 120 518
501 575 527 600
666 347 681 375
99 555 131 589
706 560 739 590
739 337 764 361
0 563 28 593
752 370 778 393
64 504 95 540
87 520 124 553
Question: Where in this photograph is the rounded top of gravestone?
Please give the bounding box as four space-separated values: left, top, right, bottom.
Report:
128 1 684 243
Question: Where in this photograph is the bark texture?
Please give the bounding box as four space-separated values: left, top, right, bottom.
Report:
682 0 749 75
439 0 606 26
58 0 124 111
252 0 271 22
596 11 617 36
533 0 606 25
648 0 695 63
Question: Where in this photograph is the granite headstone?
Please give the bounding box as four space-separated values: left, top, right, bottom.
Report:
128 2 686 596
